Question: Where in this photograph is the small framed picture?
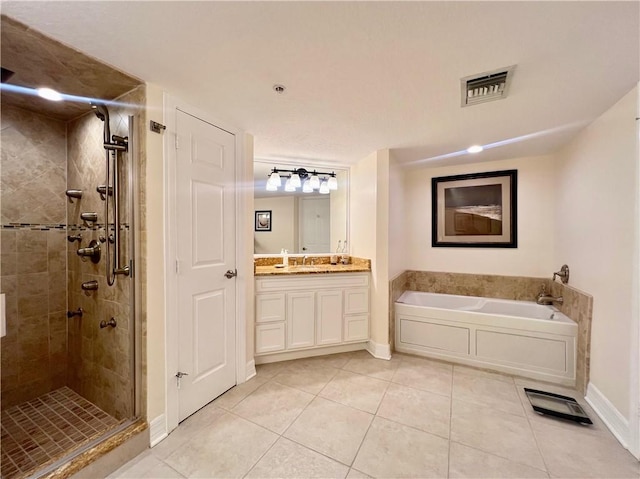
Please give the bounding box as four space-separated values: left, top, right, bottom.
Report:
255 210 272 232
432 169 517 248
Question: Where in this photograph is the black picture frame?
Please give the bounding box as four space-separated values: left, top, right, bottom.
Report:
431 169 517 248
255 210 272 232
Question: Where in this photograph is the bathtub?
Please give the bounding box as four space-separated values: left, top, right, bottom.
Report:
395 291 577 386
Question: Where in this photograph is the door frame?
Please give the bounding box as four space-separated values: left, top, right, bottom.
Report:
164 94 248 433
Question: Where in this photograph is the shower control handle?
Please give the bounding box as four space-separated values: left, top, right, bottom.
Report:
81 280 99 291
80 212 98 223
77 240 101 264
99 317 117 329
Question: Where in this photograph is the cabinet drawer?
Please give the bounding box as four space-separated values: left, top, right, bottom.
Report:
256 323 285 354
256 293 285 323
344 314 369 342
344 288 369 315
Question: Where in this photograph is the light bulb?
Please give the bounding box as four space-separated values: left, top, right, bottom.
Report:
319 180 330 194
290 173 301 188
266 182 278 191
302 179 313 193
268 171 282 187
284 178 296 192
327 176 338 190
37 87 63 102
309 174 320 189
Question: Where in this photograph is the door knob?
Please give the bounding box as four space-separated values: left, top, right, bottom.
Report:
224 269 238 279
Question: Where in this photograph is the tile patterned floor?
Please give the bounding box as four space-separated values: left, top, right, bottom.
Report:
1 387 121 479
109 352 640 479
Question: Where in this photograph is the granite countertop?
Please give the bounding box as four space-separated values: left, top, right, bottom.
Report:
254 256 371 276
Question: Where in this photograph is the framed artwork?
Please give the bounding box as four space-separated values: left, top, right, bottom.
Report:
255 210 272 232
431 169 517 248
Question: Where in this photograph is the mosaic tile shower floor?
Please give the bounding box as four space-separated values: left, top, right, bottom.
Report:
1 387 121 479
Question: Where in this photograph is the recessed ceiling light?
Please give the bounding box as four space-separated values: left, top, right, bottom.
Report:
273 84 286 94
466 145 484 154
37 87 63 102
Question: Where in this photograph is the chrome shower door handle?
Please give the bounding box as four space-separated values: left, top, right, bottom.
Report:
224 269 238 279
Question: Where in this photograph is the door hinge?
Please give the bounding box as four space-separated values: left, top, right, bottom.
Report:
175 258 180 274
175 133 179 150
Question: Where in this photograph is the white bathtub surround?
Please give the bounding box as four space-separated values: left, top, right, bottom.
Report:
395 291 577 386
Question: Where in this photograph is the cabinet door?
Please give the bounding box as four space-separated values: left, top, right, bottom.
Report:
256 293 285 323
344 314 369 342
256 323 285 354
287 291 315 349
316 290 343 346
344 288 369 315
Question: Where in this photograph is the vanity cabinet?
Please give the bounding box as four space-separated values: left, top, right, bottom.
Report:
255 274 370 357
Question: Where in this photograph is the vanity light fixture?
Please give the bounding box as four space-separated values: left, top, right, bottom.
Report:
265 167 338 193
467 145 484 154
302 179 313 193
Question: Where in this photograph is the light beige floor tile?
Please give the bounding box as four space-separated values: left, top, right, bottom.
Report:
232 381 314 434
376 382 450 438
319 370 389 413
391 356 453 396
353 417 449 478
284 396 373 465
451 399 545 470
106 450 161 478
164 412 278 478
453 369 524 416
139 462 186 478
273 363 339 394
532 419 640 478
449 442 549 478
454 364 516 384
245 437 349 478
212 375 269 410
342 354 401 381
151 405 227 459
346 468 372 478
297 351 356 369
255 361 289 378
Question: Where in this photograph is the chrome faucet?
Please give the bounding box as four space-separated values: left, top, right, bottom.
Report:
536 284 563 305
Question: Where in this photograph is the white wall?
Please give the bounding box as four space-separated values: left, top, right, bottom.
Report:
254 196 297 254
554 85 639 421
351 150 390 349
402 155 557 277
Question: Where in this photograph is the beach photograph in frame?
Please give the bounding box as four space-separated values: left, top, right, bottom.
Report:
431 169 517 248
255 210 272 232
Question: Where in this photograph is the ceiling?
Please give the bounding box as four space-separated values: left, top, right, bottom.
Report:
2 2 638 166
0 15 141 121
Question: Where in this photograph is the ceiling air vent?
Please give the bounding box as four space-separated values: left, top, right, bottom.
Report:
461 65 516 107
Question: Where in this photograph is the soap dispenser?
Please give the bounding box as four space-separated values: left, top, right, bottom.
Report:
281 248 288 267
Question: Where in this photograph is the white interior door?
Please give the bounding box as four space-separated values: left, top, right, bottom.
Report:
175 109 236 421
299 197 330 253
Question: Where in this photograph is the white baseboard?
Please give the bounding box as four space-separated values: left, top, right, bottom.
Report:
245 359 256 381
367 340 391 360
149 414 168 447
585 382 630 450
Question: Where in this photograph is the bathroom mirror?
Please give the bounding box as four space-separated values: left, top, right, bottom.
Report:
254 160 349 255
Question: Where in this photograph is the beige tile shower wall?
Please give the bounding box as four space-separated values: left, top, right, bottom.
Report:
66 86 145 421
0 105 68 408
551 281 593 394
391 270 592 393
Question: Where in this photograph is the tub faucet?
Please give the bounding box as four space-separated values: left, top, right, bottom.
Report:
536 285 563 305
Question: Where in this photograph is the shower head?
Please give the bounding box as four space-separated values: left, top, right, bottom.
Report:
90 101 109 122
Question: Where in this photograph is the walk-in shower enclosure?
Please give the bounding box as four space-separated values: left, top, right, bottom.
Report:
1 15 146 478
